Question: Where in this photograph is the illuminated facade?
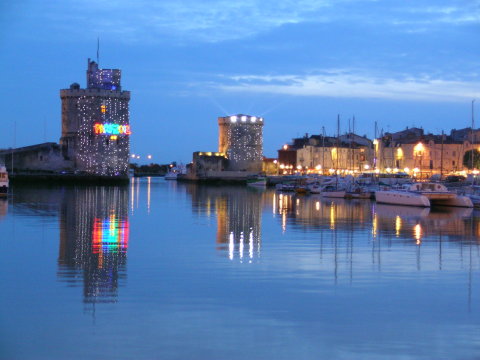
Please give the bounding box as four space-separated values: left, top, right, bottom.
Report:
377 130 479 175
218 114 264 172
60 59 131 176
278 133 373 174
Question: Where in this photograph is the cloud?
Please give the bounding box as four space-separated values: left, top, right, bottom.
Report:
25 0 480 43
213 70 480 102
41 0 332 43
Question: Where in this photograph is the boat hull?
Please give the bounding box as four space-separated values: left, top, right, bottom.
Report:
432 196 473 208
375 191 430 207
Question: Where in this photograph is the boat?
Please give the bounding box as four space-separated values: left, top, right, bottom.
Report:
306 181 322 194
0 165 8 197
164 171 178 180
406 182 473 208
375 182 473 208
375 187 430 207
347 185 372 199
164 165 186 180
321 184 347 198
294 185 309 194
246 176 267 187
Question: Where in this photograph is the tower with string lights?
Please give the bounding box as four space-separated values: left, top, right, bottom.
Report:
60 59 131 176
218 114 264 172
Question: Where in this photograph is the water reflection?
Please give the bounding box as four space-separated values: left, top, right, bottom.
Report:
186 185 262 261
58 186 129 307
273 193 478 245
0 198 7 221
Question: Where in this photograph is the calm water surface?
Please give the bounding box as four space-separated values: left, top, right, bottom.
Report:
0 178 479 359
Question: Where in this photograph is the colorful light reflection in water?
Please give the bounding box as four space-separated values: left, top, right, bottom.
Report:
92 214 129 260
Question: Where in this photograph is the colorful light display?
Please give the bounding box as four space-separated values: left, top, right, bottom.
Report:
94 123 131 135
92 214 129 255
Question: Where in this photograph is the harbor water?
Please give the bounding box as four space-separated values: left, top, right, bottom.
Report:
0 178 479 359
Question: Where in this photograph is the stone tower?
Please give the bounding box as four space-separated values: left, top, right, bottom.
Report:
218 114 264 172
60 59 131 176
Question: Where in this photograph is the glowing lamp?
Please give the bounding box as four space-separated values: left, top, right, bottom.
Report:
230 116 237 123
241 116 247 122
251 116 257 122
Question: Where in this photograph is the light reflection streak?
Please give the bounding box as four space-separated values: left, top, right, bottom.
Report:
135 176 140 209
414 224 422 245
147 177 151 214
229 232 234 260
330 202 336 230
130 177 135 212
273 192 277 215
395 215 402 237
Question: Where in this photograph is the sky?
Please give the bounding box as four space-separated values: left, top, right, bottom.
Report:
0 0 479 164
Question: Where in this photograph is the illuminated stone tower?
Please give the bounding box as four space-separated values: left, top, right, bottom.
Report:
218 114 264 172
60 59 131 176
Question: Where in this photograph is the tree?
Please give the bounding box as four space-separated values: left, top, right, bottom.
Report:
462 150 480 169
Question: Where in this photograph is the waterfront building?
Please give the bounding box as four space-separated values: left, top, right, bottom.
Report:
377 127 480 176
60 59 131 176
218 114 264 172
278 133 373 174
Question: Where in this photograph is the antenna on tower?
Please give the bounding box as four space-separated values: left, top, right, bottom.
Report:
97 37 100 65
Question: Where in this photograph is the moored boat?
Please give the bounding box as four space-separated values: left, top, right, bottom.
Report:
165 165 186 180
321 185 347 198
375 188 430 207
0 165 8 197
407 182 473 208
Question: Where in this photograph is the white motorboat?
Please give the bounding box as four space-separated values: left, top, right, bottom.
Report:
375 188 430 207
406 182 473 208
0 165 8 197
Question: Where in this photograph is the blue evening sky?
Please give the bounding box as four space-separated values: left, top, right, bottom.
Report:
0 0 479 163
